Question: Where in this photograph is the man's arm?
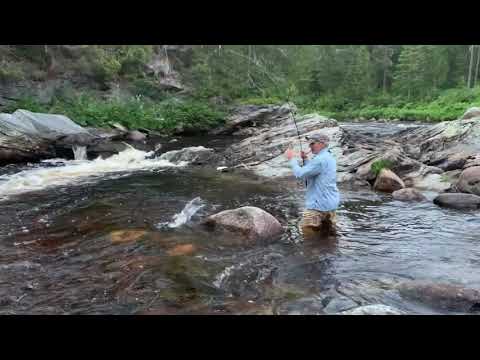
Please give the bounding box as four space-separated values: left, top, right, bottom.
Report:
289 157 322 179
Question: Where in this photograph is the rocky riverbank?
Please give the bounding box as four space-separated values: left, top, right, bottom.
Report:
2 103 480 208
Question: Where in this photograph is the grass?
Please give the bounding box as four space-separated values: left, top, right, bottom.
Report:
292 87 480 122
4 93 226 134
371 159 394 176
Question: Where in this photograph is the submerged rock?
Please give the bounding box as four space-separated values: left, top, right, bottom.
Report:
397 280 480 313
166 244 196 256
337 304 405 315
109 229 148 244
392 188 427 202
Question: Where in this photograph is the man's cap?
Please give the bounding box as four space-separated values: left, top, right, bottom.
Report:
305 133 330 144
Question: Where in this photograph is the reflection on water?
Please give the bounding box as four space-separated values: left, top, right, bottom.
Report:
0 124 479 315
1 164 479 315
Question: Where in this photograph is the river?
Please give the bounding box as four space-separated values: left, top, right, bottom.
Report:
0 122 479 314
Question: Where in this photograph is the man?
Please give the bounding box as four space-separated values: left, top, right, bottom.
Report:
285 133 340 239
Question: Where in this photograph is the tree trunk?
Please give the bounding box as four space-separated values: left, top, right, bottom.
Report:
474 45 480 88
467 45 474 88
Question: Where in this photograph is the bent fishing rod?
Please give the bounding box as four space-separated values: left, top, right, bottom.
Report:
285 96 308 187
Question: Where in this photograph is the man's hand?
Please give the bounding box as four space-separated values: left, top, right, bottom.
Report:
285 148 297 160
300 151 309 161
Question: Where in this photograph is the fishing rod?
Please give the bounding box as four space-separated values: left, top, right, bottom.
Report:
285 95 308 187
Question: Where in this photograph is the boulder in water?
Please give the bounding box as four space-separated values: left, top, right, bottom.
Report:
159 146 223 166
337 304 405 315
433 193 480 209
456 166 480 196
397 280 480 313
392 188 427 202
461 107 480 120
203 206 283 244
87 141 129 159
373 169 405 193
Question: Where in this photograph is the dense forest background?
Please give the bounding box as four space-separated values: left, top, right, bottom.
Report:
1 45 479 132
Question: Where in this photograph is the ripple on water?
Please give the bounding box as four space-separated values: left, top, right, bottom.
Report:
0 148 479 314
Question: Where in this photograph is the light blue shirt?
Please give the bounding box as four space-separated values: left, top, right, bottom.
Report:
289 148 340 212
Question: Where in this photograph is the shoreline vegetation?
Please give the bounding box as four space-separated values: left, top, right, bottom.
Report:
1 45 480 132
4 86 480 133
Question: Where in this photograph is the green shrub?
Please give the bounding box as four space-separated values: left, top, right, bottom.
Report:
7 93 226 133
371 159 394 175
0 60 25 83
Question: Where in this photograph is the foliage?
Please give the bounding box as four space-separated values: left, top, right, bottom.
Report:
371 159 394 175
6 93 226 133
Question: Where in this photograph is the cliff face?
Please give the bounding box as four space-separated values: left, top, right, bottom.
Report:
0 45 194 110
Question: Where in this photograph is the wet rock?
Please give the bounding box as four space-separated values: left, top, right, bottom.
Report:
403 166 451 192
211 103 295 136
111 122 128 132
323 296 358 314
432 153 469 172
109 229 148 244
54 133 98 147
461 107 480 120
433 193 480 210
232 127 257 137
355 147 423 182
0 133 54 165
373 169 405 193
224 112 342 178
276 295 325 315
456 166 480 196
337 304 404 315
203 206 283 244
159 146 223 166
0 261 42 271
166 244 196 256
126 130 147 142
392 188 427 202
87 141 128 159
397 280 480 313
397 117 480 166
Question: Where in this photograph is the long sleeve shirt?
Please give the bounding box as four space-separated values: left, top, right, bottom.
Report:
289 148 340 212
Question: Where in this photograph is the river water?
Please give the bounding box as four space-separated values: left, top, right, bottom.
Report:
0 122 479 315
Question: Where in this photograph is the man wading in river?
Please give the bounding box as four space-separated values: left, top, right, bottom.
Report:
285 133 340 239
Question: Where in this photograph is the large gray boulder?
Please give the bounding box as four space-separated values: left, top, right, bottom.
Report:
461 107 480 120
0 110 90 164
456 166 480 196
203 206 283 244
433 193 480 210
7 109 88 140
